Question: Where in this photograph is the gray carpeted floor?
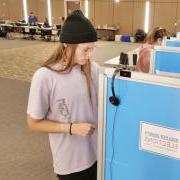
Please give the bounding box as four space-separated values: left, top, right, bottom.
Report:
0 39 140 81
0 78 57 180
0 37 47 49
92 41 140 66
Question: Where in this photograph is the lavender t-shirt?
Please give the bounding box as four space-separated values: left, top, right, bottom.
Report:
27 62 99 175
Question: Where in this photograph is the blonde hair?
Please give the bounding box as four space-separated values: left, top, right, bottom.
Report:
145 27 169 44
43 43 92 100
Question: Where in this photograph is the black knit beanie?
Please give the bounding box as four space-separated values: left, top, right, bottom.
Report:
60 10 97 44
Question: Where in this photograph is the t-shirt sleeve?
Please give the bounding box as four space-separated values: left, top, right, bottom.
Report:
27 68 51 120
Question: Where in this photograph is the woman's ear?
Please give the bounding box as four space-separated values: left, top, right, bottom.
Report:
157 38 163 45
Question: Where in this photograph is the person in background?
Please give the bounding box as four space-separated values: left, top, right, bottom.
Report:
43 17 50 28
28 12 38 26
61 16 65 27
171 32 177 38
57 16 65 39
27 10 98 180
134 29 147 43
136 27 169 73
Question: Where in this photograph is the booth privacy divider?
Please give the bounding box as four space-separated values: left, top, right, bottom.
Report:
151 46 180 77
98 68 180 180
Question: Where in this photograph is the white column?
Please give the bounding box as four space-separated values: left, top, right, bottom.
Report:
144 1 150 33
47 0 52 26
84 0 89 18
23 0 28 23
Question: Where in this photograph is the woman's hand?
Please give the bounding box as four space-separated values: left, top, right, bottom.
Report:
71 123 96 136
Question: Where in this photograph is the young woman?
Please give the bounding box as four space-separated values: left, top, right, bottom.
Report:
136 27 169 73
27 10 99 180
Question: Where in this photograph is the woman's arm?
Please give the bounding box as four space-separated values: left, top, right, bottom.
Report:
27 115 70 133
27 115 96 136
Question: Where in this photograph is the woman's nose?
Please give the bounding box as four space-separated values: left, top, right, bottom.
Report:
87 53 92 59
87 50 93 59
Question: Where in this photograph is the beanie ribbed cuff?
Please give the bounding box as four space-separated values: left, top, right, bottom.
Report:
60 31 97 44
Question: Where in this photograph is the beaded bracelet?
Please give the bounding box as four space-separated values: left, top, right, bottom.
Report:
69 123 72 135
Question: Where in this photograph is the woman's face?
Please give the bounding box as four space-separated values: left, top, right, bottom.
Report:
155 38 163 46
74 42 95 65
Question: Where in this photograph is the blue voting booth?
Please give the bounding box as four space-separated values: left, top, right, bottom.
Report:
166 40 180 47
152 46 180 76
98 68 180 180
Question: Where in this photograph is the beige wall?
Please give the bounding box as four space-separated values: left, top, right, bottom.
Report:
89 0 143 35
51 0 64 24
113 2 133 35
0 0 23 21
0 0 180 34
177 2 180 31
153 2 177 32
89 0 180 35
51 0 84 24
0 0 9 20
27 0 47 22
133 2 145 34
94 0 113 28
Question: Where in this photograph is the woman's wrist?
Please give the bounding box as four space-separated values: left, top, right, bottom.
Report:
69 123 73 135
58 123 71 134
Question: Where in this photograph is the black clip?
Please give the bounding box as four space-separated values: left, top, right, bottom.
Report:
119 52 129 65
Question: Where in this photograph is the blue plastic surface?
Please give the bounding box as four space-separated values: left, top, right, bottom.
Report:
155 51 180 73
121 35 130 42
166 41 180 47
105 77 180 180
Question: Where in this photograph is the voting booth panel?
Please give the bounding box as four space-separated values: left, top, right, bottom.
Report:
151 46 180 77
98 68 180 180
166 40 180 47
